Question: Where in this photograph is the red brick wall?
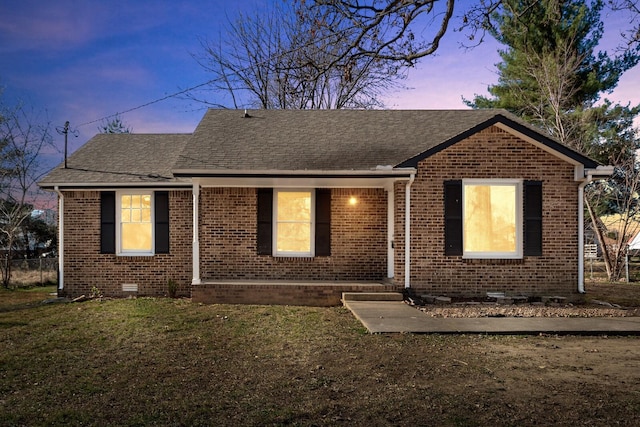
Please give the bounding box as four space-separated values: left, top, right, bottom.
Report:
192 282 397 306
60 125 581 299
61 190 192 298
396 125 580 297
198 187 388 281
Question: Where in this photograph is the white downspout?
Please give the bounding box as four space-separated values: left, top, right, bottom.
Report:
404 173 415 288
578 165 614 293
578 176 592 294
387 186 394 279
54 186 64 293
191 181 201 285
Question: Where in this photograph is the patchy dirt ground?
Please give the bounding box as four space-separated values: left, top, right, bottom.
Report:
2 283 640 426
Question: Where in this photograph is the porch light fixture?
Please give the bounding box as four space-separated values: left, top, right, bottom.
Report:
349 196 358 206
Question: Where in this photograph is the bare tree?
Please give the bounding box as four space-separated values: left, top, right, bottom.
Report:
608 0 640 51
584 102 640 281
461 0 640 55
0 101 54 288
310 0 455 65
193 1 459 109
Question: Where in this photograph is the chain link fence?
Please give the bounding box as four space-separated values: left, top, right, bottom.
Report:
3 257 58 287
584 244 640 283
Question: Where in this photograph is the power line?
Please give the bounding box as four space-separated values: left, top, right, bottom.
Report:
71 21 356 130
75 78 220 129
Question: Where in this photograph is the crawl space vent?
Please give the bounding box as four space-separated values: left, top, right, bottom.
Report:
122 283 138 292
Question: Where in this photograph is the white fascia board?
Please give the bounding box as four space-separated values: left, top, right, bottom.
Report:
575 165 615 182
172 168 417 177
182 168 416 189
40 182 192 190
587 165 615 178
197 175 412 189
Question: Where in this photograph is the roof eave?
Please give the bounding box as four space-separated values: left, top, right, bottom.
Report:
172 168 417 178
38 181 193 190
396 114 601 169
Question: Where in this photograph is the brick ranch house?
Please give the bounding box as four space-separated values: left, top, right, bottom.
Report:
39 109 612 305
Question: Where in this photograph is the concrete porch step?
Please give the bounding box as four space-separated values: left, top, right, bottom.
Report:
342 292 404 302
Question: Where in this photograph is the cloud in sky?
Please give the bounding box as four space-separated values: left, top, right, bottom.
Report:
1 0 639 171
0 2 101 53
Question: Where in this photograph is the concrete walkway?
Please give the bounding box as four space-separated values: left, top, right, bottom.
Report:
343 300 640 335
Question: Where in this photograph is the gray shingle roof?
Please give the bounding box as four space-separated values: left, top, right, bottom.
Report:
39 133 191 186
39 109 599 188
174 109 511 171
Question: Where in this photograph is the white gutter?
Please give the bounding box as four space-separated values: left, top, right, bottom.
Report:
577 177 591 294
191 181 201 285
172 168 417 177
578 166 615 293
404 173 416 288
40 183 191 190
387 186 394 279
54 186 64 293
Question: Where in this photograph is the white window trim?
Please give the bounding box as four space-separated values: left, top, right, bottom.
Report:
273 188 315 257
116 190 155 256
462 179 523 259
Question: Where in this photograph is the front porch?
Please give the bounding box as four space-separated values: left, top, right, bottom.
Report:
191 280 399 306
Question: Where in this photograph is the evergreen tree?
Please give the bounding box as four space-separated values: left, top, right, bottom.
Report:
466 0 640 281
99 114 132 134
467 0 639 157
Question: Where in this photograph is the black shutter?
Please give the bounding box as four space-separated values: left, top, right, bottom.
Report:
315 189 331 256
257 188 273 255
100 191 116 254
524 180 543 256
155 191 170 254
444 180 463 256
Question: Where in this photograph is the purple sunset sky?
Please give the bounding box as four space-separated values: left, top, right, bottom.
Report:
1 0 639 166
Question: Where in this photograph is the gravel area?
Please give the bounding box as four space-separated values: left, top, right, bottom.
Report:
412 302 640 318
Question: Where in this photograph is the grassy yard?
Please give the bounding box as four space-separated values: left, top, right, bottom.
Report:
1 285 640 426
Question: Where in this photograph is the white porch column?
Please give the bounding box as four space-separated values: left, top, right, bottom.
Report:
404 174 415 288
387 187 394 278
191 181 201 285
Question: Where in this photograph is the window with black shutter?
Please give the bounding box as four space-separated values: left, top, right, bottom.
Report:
524 181 543 256
100 192 116 254
443 179 541 258
155 191 170 254
315 189 331 256
256 188 273 255
256 188 331 257
444 181 463 256
100 190 169 255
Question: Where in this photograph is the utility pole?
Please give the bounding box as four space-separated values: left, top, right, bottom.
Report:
62 121 69 169
56 121 77 169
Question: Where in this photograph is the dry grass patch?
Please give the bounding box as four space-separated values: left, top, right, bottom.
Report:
584 281 640 306
1 287 640 426
9 268 57 287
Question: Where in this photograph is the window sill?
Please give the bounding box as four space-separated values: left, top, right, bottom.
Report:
462 258 524 265
117 253 154 257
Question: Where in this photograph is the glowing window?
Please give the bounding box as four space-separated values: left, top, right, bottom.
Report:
463 181 522 258
274 190 314 256
119 193 153 254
